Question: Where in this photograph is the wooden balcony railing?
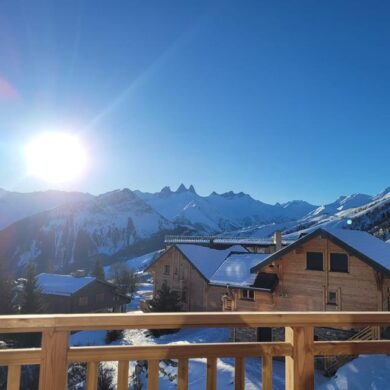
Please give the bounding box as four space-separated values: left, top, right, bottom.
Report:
0 312 390 390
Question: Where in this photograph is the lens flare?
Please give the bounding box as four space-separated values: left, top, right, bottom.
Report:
25 132 88 183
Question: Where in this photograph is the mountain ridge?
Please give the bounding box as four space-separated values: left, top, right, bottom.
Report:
0 185 388 275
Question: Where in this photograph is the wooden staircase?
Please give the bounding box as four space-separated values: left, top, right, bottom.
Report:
324 326 376 376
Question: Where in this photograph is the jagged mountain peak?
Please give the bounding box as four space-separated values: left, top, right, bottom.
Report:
188 185 197 194
160 186 172 194
176 184 187 193
174 184 197 194
220 191 251 200
97 188 138 204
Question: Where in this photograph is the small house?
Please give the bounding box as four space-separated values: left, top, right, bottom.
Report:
36 273 130 314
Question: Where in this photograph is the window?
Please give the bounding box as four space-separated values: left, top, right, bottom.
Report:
306 252 323 271
330 253 348 272
328 291 337 305
164 265 170 275
78 296 88 306
96 293 104 304
241 289 255 300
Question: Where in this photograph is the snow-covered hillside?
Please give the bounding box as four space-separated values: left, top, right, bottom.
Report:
1 184 390 275
136 184 317 233
0 188 92 229
0 190 186 274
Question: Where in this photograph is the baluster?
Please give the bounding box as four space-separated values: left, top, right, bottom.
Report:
285 326 314 390
117 360 129 390
39 329 69 390
262 355 272 390
7 364 21 390
235 357 245 390
86 361 98 390
148 359 159 389
206 357 217 390
177 358 188 390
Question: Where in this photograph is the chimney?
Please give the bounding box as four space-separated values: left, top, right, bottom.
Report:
273 231 282 251
72 269 87 278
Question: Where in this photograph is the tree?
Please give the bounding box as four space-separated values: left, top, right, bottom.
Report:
92 259 105 281
105 329 124 344
147 283 183 337
0 262 15 314
110 263 138 296
20 262 45 314
148 283 182 313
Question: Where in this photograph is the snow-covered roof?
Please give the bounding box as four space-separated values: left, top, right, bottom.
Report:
36 273 96 296
251 227 390 274
323 228 390 272
176 244 247 280
210 253 270 287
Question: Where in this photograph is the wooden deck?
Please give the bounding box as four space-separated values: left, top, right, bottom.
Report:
1 312 390 389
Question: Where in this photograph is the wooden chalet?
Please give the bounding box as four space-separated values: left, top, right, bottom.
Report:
36 273 130 314
148 228 390 342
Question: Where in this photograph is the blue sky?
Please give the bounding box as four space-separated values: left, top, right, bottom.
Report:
0 1 389 204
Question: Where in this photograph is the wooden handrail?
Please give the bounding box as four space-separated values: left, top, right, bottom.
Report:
0 312 389 390
1 311 390 333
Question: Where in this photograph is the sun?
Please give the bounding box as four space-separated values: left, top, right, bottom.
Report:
25 132 88 183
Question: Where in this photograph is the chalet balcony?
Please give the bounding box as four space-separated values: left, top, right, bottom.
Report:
1 312 390 390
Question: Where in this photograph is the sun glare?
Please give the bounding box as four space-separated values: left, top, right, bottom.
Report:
25 132 88 183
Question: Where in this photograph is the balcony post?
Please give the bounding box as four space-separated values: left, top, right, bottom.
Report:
39 329 69 390
285 326 314 390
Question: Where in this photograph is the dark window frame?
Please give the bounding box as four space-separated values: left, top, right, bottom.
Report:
78 296 88 306
240 289 255 301
327 290 337 305
306 252 324 271
164 264 170 275
330 253 349 273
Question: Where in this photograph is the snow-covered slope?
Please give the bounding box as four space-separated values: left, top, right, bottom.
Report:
136 185 317 233
307 193 373 218
282 190 390 240
0 189 186 274
2 184 390 275
0 189 92 230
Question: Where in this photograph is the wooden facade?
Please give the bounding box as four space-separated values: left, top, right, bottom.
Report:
147 246 226 311
148 232 390 321
232 235 390 314
42 280 130 314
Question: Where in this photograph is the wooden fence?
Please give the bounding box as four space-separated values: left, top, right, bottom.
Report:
0 312 390 390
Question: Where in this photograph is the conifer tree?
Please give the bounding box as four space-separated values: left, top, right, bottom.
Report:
92 259 105 281
20 262 45 314
0 262 15 314
148 283 182 313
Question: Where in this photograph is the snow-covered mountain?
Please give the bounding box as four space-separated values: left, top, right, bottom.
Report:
0 189 92 229
306 193 373 218
136 184 317 233
1 184 389 275
0 189 188 275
